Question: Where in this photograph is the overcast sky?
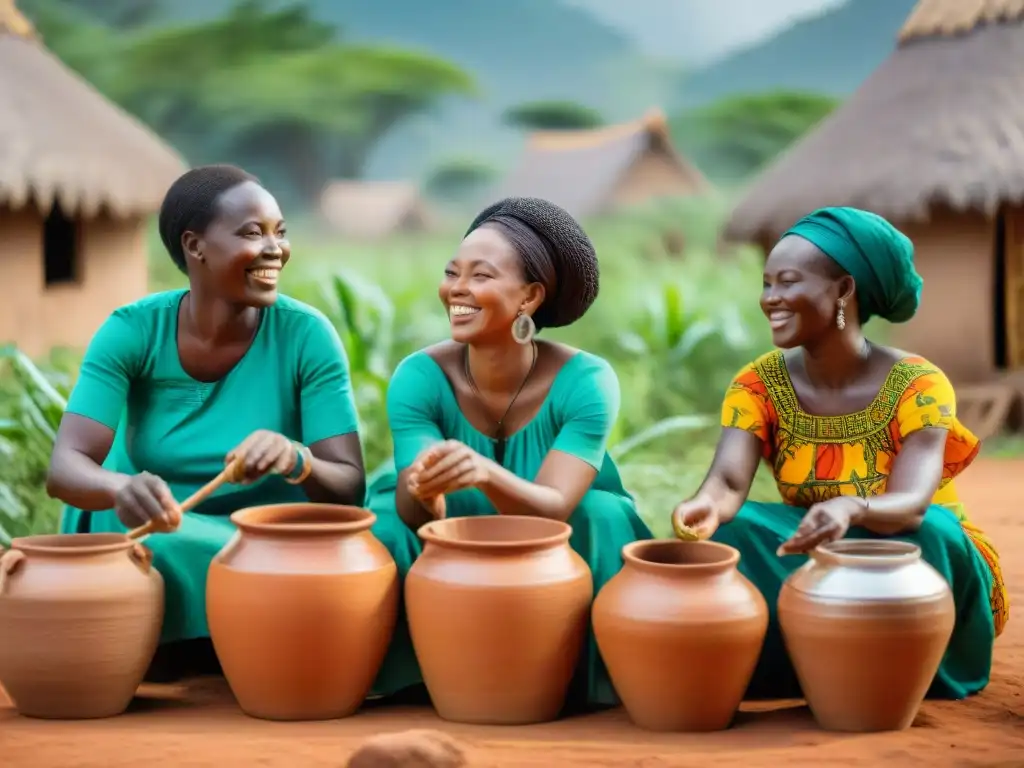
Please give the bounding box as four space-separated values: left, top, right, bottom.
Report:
566 0 848 63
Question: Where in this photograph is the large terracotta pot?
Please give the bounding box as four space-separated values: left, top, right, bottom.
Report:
405 515 592 725
592 539 768 731
206 503 398 721
0 533 164 719
778 539 955 732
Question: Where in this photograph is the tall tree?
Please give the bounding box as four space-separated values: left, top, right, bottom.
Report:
673 90 839 180
502 100 604 131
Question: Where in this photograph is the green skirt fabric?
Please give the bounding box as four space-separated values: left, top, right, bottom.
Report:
364 470 654 707
711 500 996 700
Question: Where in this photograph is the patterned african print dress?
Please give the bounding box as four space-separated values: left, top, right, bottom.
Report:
712 349 1006 700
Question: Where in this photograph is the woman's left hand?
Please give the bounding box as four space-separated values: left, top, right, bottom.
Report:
226 430 301 483
409 440 490 498
779 496 866 555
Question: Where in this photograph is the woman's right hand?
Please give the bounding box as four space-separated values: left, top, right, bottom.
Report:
113 472 181 531
671 494 721 541
406 446 447 520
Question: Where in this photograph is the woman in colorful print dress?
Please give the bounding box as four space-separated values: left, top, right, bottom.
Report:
672 206 1006 700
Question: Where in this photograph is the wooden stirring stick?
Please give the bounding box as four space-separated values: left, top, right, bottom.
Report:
126 456 246 541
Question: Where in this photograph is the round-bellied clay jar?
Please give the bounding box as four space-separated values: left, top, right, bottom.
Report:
404 515 592 725
0 533 164 719
206 503 398 721
778 539 955 732
592 539 768 731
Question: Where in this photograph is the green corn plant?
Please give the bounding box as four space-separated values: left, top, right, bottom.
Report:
0 345 71 544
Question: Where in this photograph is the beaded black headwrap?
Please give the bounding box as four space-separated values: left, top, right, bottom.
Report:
465 196 599 329
158 164 259 274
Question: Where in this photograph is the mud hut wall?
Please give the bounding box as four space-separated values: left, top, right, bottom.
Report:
0 205 148 357
892 211 995 383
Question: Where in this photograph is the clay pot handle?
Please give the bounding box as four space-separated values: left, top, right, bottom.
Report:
126 455 247 541
127 543 155 574
0 548 26 596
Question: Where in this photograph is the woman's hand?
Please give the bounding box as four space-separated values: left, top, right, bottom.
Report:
671 494 721 541
226 430 301 484
778 496 867 555
114 472 181 531
408 440 490 501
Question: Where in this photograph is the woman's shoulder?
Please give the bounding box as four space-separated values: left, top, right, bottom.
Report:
108 289 186 322
883 348 953 389
267 293 335 331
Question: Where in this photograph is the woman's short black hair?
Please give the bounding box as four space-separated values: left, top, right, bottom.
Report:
158 164 260 274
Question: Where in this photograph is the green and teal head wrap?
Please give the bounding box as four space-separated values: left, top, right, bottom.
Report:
781 207 923 323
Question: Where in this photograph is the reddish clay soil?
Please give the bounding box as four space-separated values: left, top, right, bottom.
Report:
2 458 1023 767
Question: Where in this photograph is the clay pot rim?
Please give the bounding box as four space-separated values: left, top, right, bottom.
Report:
812 539 922 567
622 539 739 574
230 503 377 536
10 532 136 556
418 514 572 551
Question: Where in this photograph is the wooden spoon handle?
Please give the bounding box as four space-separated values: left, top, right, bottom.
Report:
126 457 245 541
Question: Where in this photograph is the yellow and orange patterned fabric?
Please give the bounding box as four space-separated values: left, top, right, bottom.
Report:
722 349 1007 637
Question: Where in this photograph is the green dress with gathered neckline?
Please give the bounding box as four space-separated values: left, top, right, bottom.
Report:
364 347 654 706
57 289 383 661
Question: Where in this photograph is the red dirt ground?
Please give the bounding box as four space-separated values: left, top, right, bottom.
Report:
2 458 1022 767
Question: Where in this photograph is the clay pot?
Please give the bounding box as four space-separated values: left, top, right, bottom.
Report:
206 503 398 721
592 540 768 731
405 515 592 725
0 533 164 719
778 539 955 732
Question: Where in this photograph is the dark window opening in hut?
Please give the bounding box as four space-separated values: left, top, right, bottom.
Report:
994 211 1007 370
43 203 79 286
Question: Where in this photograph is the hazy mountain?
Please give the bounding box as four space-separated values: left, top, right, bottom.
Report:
676 0 919 107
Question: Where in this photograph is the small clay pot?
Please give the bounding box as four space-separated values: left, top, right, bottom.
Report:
206 503 398 721
405 515 592 725
592 540 768 731
0 534 164 719
778 540 956 732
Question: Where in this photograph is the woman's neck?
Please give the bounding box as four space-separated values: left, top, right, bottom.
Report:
800 329 871 389
466 340 536 395
183 289 260 345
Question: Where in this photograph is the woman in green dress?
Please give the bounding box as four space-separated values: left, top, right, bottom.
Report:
365 196 654 709
46 165 370 683
671 206 1005 701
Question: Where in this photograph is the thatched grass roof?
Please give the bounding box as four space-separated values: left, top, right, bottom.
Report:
496 109 709 219
725 0 1024 242
0 1 186 218
320 181 436 239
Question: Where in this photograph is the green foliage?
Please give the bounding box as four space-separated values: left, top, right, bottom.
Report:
0 347 73 546
424 157 497 203
503 100 605 131
19 0 478 204
674 90 839 181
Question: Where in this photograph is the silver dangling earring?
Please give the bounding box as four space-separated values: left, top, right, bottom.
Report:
511 311 536 345
836 299 846 330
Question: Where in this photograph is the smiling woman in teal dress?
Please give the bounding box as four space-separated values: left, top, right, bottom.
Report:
364 196 654 709
46 165 369 682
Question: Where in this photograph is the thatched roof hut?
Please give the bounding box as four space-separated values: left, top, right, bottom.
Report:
722 0 1024 407
0 0 185 217
725 0 1024 242
0 1 186 356
320 181 436 240
496 109 709 219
